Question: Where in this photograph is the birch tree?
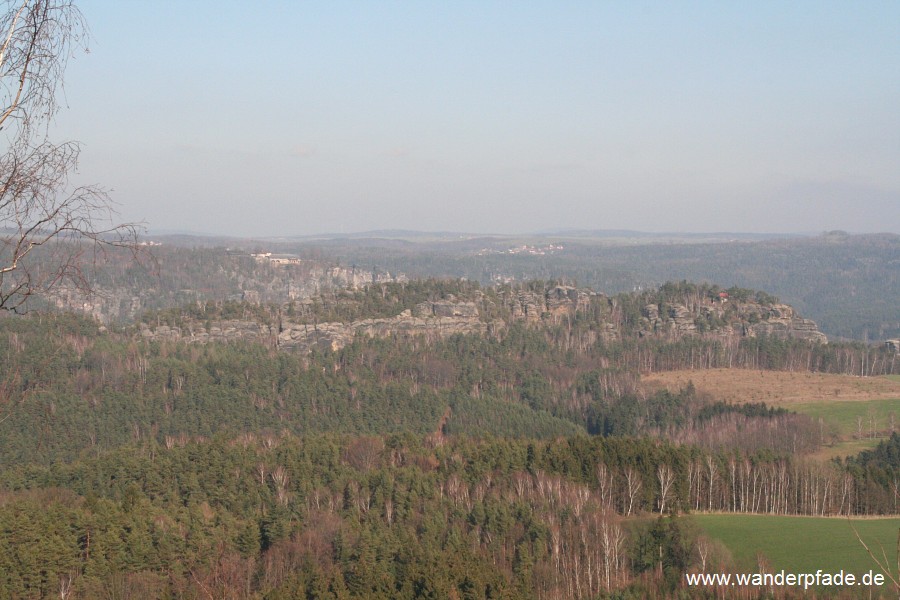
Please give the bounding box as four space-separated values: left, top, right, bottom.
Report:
657 464 675 515
0 0 138 312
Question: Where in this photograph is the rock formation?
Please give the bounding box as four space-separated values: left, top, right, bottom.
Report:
134 285 828 352
137 300 487 352
745 304 828 343
278 305 486 352
639 299 827 344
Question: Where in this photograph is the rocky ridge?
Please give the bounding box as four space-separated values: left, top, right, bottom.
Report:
135 285 828 351
641 300 828 343
48 258 404 324
744 304 827 343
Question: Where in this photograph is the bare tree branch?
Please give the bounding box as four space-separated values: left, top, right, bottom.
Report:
848 517 900 597
0 0 140 312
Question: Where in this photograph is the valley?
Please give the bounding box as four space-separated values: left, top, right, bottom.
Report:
1 236 898 598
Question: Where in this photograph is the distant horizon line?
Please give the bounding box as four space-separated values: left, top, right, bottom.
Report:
140 227 892 241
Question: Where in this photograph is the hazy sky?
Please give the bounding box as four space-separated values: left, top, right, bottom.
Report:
55 1 900 237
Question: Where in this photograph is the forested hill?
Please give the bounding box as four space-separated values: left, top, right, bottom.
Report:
2 280 892 467
32 232 900 342
135 280 828 352
276 231 900 342
2 280 899 598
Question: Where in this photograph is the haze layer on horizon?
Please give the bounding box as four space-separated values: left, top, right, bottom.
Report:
57 1 900 237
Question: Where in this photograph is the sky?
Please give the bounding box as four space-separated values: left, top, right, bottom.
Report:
53 1 900 237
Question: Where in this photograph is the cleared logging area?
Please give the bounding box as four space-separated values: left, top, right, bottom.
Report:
642 369 900 405
643 369 900 459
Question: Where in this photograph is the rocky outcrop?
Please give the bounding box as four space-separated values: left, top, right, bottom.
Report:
47 261 406 324
668 305 697 333
139 320 276 344
639 299 827 344
134 287 827 352
137 301 486 352
641 303 699 335
643 304 660 328
745 304 828 343
546 286 593 316
413 300 479 318
509 286 597 322
278 307 485 352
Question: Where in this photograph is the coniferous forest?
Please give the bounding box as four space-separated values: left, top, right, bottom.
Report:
2 271 900 599
1 0 897 595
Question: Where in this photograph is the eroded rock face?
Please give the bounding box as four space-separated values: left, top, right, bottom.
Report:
509 286 597 322
135 287 828 352
46 263 406 323
278 308 486 352
745 304 828 343
546 286 592 314
511 291 544 321
667 305 697 333
137 301 487 352
638 299 827 344
139 320 276 344
414 301 479 318
643 304 660 326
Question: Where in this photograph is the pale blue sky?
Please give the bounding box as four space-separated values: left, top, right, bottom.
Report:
55 1 900 236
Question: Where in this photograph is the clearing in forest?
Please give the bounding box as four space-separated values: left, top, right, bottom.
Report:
641 369 900 405
692 513 900 579
642 369 900 459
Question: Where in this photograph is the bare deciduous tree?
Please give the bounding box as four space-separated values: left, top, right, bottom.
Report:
623 466 641 516
0 0 138 312
657 463 675 515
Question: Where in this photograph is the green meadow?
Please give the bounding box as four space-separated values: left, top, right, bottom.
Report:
692 513 900 576
784 396 900 458
789 397 900 437
815 437 883 460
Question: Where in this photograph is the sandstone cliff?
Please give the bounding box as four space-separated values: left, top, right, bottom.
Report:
47 259 405 324
640 298 827 343
278 302 486 352
137 299 487 352
135 284 827 351
744 304 828 343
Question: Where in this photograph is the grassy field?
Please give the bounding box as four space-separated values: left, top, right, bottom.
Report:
643 370 900 458
789 396 900 459
791 398 900 438
642 369 900 405
692 513 900 577
815 438 883 461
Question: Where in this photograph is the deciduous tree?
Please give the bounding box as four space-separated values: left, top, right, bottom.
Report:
0 0 138 312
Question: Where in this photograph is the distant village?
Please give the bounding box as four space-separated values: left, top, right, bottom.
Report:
477 243 564 256
251 252 302 266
